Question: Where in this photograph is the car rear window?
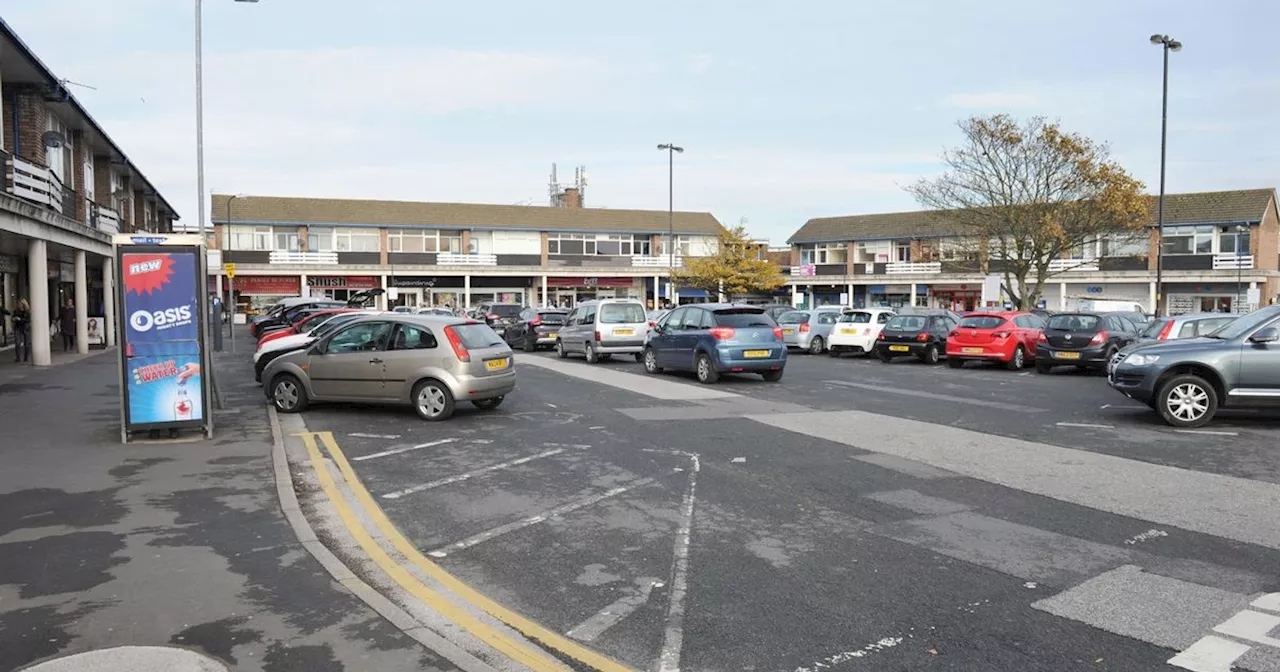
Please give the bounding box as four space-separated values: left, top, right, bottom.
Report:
537 312 567 325
839 312 872 323
489 304 522 318
959 316 1007 329
778 311 810 324
886 315 926 331
1047 314 1100 331
713 308 773 327
1141 318 1171 338
599 303 646 324
449 323 505 348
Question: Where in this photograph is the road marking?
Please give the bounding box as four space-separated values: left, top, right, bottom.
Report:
793 636 905 672
1253 593 1280 612
311 431 634 672
348 432 401 439
1213 609 1280 647
566 578 659 642
381 448 568 500
1100 404 1148 410
1168 635 1251 672
1122 528 1168 545
520 355 739 400
296 433 561 671
824 380 1046 413
427 479 656 558
641 449 700 672
1055 422 1115 429
1175 429 1239 437
352 438 457 462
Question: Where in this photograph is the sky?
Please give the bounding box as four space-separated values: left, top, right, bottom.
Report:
3 0 1277 244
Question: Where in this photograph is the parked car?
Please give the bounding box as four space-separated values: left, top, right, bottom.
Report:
476 302 524 336
263 314 514 421
504 307 568 352
253 312 370 383
762 304 794 324
556 299 649 363
642 304 785 383
875 311 958 364
1029 308 1055 321
645 309 671 345
257 308 358 349
249 297 325 338
946 311 1045 370
251 299 346 338
415 307 456 316
1035 312 1139 374
777 307 844 354
827 308 896 357
1135 313 1239 345
1109 305 1280 427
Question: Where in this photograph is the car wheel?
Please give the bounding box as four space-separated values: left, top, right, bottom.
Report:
808 337 825 355
472 396 504 410
1007 345 1026 371
643 347 663 374
921 344 940 364
878 349 893 363
695 353 720 384
947 357 964 369
585 342 599 364
556 340 568 359
523 335 535 352
761 369 783 382
1035 362 1052 374
1157 374 1218 428
270 374 309 413
828 347 841 358
413 379 456 421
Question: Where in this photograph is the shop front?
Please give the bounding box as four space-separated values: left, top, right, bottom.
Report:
307 275 380 303
868 283 927 309
390 276 463 310
221 275 301 316
930 284 982 312
546 276 640 308
1165 282 1254 315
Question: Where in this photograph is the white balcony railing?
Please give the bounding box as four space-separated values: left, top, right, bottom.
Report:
270 250 338 264
631 255 683 267
437 252 497 266
1047 259 1100 272
885 261 942 274
7 155 63 214
1213 253 1254 270
91 203 121 234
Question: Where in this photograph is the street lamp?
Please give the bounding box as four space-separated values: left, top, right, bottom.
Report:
656 143 683 306
1150 33 1181 316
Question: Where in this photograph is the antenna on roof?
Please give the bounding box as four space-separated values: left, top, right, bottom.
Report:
59 78 97 91
549 163 561 206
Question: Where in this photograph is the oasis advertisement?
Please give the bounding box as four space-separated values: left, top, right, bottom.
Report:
121 250 205 426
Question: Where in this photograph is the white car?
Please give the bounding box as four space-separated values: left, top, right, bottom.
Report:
827 308 897 357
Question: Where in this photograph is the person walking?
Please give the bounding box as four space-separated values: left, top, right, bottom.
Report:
59 298 76 352
12 298 30 362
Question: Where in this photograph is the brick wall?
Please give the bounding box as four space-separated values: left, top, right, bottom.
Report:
298 225 309 252
1 88 13 153
560 187 582 208
133 190 145 232
14 89 46 165
460 230 472 255
846 242 855 275
1147 228 1161 271
161 212 173 233
541 232 550 266
790 246 800 266
1254 194 1279 271
93 156 110 206
379 228 388 264
71 131 86 223
211 224 223 249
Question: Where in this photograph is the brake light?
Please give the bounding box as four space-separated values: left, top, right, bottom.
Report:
443 326 471 362
649 320 657 328
529 316 542 327
487 313 500 321
799 323 811 333
1038 332 1048 343
916 332 930 342
1089 330 1108 345
709 326 735 341
992 331 1011 339
877 331 886 340
1157 320 1175 340
772 326 784 339
594 330 601 342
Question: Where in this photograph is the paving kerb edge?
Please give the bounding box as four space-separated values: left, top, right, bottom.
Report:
266 404 503 672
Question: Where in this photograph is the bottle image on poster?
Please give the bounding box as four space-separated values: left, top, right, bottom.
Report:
121 251 205 426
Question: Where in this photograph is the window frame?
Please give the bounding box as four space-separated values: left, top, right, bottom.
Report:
324 321 393 354
390 323 438 350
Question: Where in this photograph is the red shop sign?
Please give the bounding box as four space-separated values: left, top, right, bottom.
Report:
224 275 301 296
308 276 378 290
546 276 634 288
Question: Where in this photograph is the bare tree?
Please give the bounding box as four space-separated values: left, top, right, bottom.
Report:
908 115 1149 309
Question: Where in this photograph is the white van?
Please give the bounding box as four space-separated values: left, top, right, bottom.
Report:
1076 299 1147 313
556 299 649 363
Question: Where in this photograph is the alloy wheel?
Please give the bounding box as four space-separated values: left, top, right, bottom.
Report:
1166 383 1209 423
418 384 448 418
273 379 299 411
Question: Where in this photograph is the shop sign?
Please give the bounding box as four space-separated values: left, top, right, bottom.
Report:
547 276 634 288
225 275 301 296
308 276 378 290
390 276 440 288
1086 286 1104 294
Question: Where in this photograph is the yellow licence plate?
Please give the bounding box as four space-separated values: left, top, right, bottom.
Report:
962 347 983 354
1054 351 1082 360
783 328 795 335
547 332 557 338
743 350 770 358
614 328 634 336
841 328 857 334
485 358 509 370
889 345 911 352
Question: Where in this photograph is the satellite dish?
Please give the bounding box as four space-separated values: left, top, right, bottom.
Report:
42 131 65 148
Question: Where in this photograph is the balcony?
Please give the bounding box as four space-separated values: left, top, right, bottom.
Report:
6 154 64 215
1047 259 1100 272
1213 253 1254 270
886 261 942 274
632 255 683 267
89 202 121 234
269 250 338 264
437 252 497 266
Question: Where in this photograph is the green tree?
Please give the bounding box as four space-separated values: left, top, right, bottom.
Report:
671 224 784 298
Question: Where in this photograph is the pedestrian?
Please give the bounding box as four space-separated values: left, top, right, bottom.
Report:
59 298 76 351
12 298 30 362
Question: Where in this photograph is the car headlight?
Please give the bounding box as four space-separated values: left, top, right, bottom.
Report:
1124 353 1161 366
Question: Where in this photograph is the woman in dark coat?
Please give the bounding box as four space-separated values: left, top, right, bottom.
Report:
59 299 75 352
12 299 30 362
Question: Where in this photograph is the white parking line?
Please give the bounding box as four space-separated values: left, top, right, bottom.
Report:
1174 429 1239 437
381 447 568 499
426 478 656 558
642 449 700 672
352 438 457 462
1099 404 1148 410
348 432 401 439
566 578 660 642
1055 422 1115 429
825 380 1046 413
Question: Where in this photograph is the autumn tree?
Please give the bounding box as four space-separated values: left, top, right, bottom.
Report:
908 115 1149 310
671 224 784 298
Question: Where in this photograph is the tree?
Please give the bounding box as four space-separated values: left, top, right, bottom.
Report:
671 224 784 298
908 115 1149 310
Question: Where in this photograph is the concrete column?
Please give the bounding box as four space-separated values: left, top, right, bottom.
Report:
299 273 309 299
464 275 471 309
103 259 116 347
74 250 88 354
541 275 548 307
909 283 917 307
807 285 814 309
378 275 387 309
847 283 854 307
654 275 660 308
27 239 51 366
1061 283 1069 311
1148 281 1156 314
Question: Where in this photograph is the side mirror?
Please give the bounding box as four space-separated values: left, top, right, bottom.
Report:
1248 327 1279 344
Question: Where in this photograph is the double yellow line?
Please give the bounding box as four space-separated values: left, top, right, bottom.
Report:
298 431 633 672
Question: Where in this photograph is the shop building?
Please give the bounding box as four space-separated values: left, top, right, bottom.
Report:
0 18 179 363
783 188 1280 315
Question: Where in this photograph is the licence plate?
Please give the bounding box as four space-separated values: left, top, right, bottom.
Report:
614 328 634 336
783 328 795 335
962 347 983 354
547 332 557 338
889 345 910 352
1054 351 1081 360
485 358 509 370
841 328 857 334
743 349 770 358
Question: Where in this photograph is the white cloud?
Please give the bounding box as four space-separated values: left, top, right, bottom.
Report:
941 91 1044 109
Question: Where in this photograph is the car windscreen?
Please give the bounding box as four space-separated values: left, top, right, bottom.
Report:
489 304 523 318
885 315 926 331
300 313 341 330
450 323 506 348
312 314 362 336
1141 318 1171 338
839 312 872 323
1046 314 1100 331
778 311 810 324
713 308 773 327
959 316 1006 329
599 303 646 324
537 312 567 325
1201 309 1278 340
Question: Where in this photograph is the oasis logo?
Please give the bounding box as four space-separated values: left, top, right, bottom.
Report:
130 306 192 332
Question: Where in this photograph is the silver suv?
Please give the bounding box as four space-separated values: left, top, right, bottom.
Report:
556 299 649 363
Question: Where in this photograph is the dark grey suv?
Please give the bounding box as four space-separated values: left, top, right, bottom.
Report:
1108 306 1280 427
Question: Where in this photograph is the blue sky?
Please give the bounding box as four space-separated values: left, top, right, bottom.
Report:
4 0 1277 243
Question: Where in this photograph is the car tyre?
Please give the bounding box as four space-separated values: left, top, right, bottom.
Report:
947 357 964 369
643 347 663 374
808 337 825 355
585 342 599 364
270 374 309 413
523 335 535 352
828 347 841 358
413 379 456 421
878 349 893 363
556 340 568 359
1007 345 1026 371
921 344 940 365
1156 374 1218 428
472 396 504 410
761 369 784 382
1035 362 1052 374
695 353 719 384
634 352 645 363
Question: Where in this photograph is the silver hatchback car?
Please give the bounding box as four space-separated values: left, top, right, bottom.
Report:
777 307 845 354
263 314 515 421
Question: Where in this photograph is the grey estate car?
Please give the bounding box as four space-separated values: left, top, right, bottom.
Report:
263 314 515 421
1108 305 1280 427
777 307 845 354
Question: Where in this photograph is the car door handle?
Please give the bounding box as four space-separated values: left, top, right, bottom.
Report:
369 358 383 364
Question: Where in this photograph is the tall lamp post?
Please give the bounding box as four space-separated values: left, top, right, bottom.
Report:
224 194 244 351
656 143 683 307
1150 33 1181 316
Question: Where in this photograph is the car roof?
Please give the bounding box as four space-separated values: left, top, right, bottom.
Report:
577 298 644 305
688 303 766 311
1168 312 1239 320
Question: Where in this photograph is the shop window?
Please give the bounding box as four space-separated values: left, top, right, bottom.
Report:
1162 226 1214 255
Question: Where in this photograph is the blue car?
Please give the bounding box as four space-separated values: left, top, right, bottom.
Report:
642 303 786 383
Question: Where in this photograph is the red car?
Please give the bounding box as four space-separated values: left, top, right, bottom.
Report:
256 308 358 350
945 311 1045 370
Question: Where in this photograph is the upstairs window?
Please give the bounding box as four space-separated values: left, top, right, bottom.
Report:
1162 225 1214 255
